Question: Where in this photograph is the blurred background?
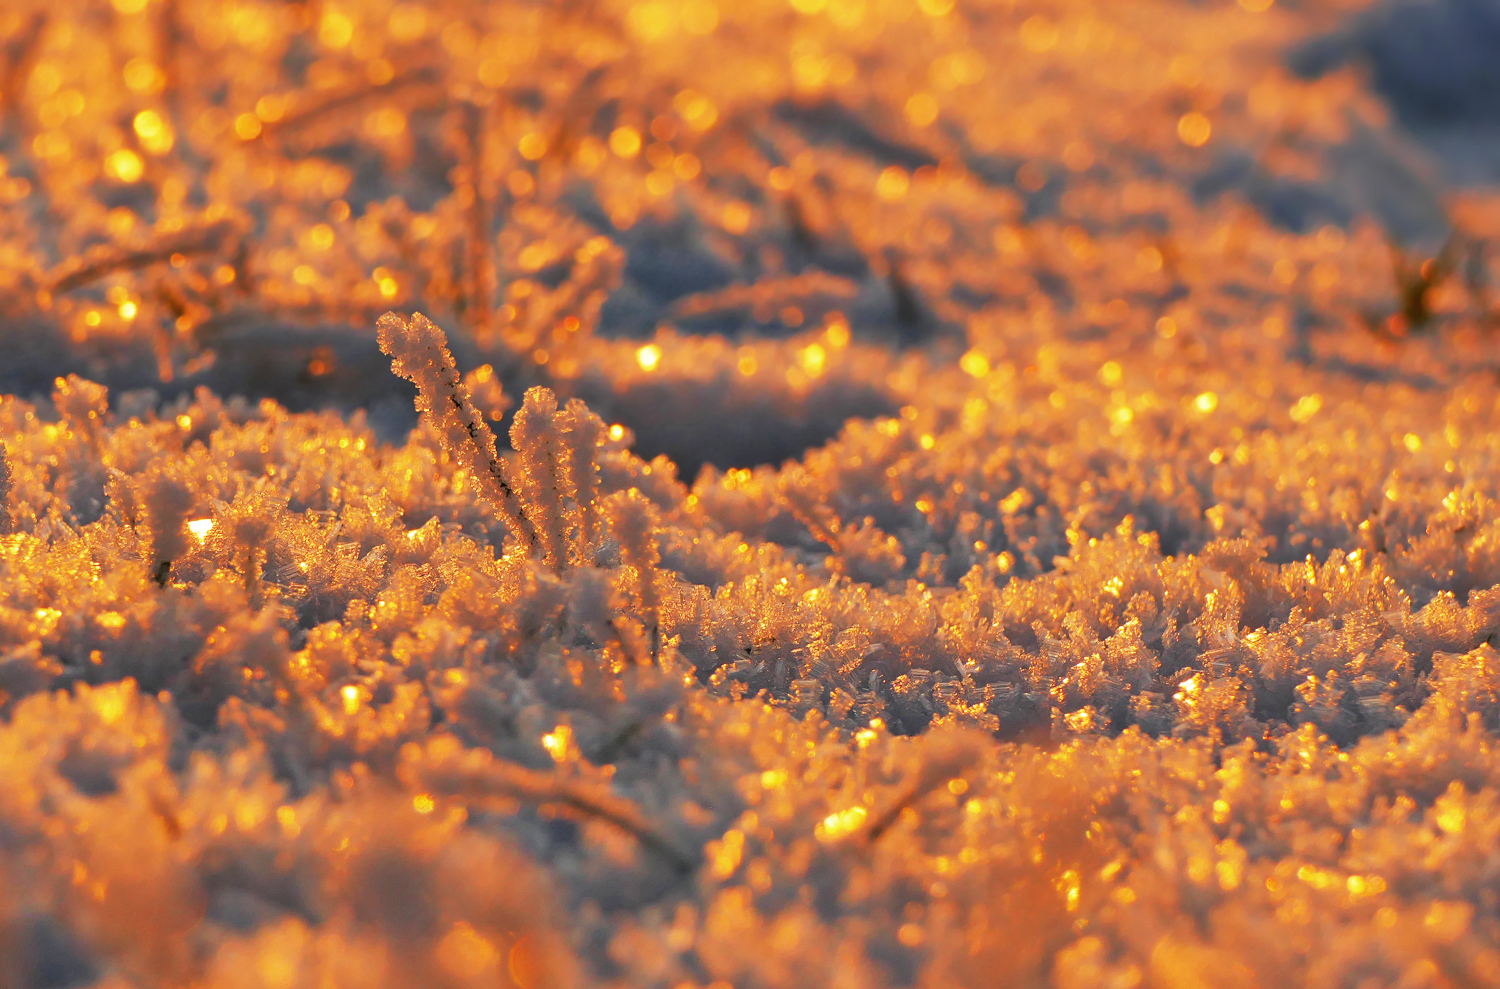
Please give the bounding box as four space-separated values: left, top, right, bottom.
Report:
0 0 1496 472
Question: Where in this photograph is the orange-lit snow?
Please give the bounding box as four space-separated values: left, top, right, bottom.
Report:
2 0 1500 986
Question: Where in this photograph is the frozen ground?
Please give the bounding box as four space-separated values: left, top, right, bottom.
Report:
2 0 1500 986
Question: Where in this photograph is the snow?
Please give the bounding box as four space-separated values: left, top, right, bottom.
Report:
2 0 1500 985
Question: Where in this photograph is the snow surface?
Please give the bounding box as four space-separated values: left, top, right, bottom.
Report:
2 0 1500 985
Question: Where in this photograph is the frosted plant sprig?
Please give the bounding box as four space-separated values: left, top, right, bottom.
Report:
52 374 108 451
455 100 496 340
142 465 193 586
0 442 11 535
509 390 608 571
567 565 649 667
560 398 606 559
0 13 46 127
256 67 445 149
511 387 572 572
219 485 287 610
43 213 245 296
409 743 698 872
377 311 538 555
778 464 845 553
607 489 662 659
831 731 985 847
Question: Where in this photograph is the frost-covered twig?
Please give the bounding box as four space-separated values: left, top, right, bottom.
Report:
0 442 13 536
52 374 108 451
416 752 698 872
560 399 605 557
226 488 284 610
157 0 184 110
142 467 192 586
45 216 243 295
1364 236 1460 338
508 388 607 572
511 387 571 572
0 13 45 125
608 489 662 659
499 236 623 356
567 566 648 666
377 311 538 553
670 270 859 321
777 464 843 553
256 68 444 145
456 100 496 339
833 732 984 846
